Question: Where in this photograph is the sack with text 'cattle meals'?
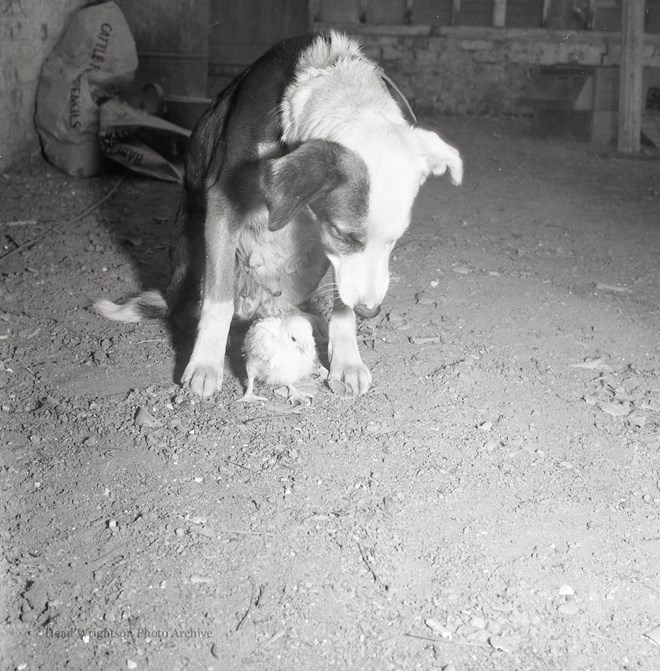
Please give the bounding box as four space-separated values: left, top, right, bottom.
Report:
35 1 137 177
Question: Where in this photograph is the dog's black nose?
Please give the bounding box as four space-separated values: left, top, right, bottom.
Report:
354 304 381 319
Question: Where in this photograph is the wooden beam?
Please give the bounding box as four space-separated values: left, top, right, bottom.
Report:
493 0 506 27
617 0 645 153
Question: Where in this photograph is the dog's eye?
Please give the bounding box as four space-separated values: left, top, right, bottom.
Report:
328 223 342 238
290 335 297 342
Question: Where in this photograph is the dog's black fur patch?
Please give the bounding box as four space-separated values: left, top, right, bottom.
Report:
309 150 370 255
263 139 369 243
167 34 320 325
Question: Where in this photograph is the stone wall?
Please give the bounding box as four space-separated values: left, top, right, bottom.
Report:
316 23 660 114
0 0 88 170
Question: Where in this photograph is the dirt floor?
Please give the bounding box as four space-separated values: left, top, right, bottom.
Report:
1 115 659 671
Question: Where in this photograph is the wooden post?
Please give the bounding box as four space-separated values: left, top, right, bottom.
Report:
493 0 506 27
451 0 461 25
541 0 552 27
617 0 645 153
587 0 597 30
404 0 414 25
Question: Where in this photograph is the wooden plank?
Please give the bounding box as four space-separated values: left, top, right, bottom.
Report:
617 0 645 153
209 0 309 85
458 0 493 26
541 0 552 27
592 0 622 31
412 0 453 25
506 0 544 28
545 0 585 30
493 0 507 27
116 0 209 96
452 0 461 25
318 0 360 23
366 0 407 24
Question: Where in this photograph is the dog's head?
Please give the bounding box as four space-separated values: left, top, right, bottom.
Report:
263 129 462 318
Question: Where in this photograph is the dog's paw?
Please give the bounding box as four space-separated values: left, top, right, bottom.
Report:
329 360 372 396
182 361 224 399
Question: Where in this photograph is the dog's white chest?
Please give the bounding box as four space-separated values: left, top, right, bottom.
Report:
234 209 328 320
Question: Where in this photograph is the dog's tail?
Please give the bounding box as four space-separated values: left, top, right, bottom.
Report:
93 290 167 323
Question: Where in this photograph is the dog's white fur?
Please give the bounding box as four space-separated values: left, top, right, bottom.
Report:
281 32 462 312
94 289 166 322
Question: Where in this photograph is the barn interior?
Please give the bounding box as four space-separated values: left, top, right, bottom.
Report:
1 2 659 670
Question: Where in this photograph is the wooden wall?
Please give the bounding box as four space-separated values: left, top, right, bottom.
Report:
310 0 660 32
208 0 308 92
116 0 210 96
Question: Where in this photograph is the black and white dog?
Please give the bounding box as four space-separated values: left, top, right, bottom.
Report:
95 31 463 398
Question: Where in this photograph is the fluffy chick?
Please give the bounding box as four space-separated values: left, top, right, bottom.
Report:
240 315 317 403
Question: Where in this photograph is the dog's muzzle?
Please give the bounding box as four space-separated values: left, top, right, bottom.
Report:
354 304 381 319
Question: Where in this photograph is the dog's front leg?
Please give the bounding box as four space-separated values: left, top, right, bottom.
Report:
181 196 238 398
328 302 372 395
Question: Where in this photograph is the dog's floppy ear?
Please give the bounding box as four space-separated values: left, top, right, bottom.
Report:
410 128 463 186
263 140 344 231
